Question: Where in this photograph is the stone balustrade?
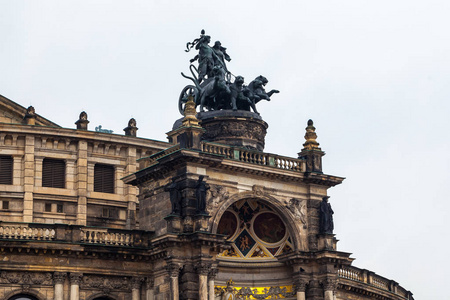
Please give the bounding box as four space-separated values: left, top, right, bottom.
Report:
137 142 306 173
0 222 152 248
81 228 133 246
338 265 414 299
202 142 305 172
0 223 56 240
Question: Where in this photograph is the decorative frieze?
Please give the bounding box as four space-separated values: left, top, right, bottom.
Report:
79 274 132 294
0 271 53 286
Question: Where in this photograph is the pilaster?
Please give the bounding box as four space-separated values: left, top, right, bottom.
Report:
76 140 88 225
23 135 35 222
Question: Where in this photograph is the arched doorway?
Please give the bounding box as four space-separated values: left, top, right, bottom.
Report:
8 295 39 300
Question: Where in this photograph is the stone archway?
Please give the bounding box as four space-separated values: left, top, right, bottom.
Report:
215 198 293 260
8 295 39 300
210 191 306 251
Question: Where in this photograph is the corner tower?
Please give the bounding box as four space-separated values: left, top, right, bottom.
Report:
123 30 352 300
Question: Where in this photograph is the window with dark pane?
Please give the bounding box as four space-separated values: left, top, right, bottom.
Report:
0 155 13 185
2 201 9 210
94 164 115 193
42 158 65 188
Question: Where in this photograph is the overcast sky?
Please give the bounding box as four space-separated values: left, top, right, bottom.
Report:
2 1 449 298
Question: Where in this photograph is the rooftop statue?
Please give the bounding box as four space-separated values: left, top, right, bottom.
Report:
179 30 278 115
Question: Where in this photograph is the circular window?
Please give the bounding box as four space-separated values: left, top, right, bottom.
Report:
217 211 238 239
253 212 286 244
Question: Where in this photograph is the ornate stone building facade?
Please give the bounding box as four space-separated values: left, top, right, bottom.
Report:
0 94 413 300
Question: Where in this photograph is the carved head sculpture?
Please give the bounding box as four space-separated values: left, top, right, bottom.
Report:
128 118 136 127
255 75 269 86
26 106 35 115
234 76 245 86
214 41 221 48
79 111 87 120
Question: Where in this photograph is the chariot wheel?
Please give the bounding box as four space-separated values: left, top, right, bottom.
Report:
178 85 197 115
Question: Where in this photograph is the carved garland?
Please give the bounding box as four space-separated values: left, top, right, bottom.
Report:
0 271 53 286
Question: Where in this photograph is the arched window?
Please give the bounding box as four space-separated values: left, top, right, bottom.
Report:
9 295 39 300
217 199 292 260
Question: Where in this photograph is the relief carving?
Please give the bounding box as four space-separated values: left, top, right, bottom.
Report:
0 271 53 285
285 198 307 226
207 185 229 212
80 275 131 292
202 121 266 143
252 185 264 196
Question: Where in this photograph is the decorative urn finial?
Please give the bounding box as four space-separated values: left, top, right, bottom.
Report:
181 95 201 128
298 119 325 173
75 111 89 130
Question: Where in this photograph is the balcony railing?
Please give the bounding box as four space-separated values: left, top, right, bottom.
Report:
202 142 305 172
338 266 414 299
0 222 152 248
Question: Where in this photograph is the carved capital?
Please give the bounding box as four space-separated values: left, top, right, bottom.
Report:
166 263 182 277
195 262 211 276
208 268 219 280
295 279 308 292
70 273 83 285
53 272 67 284
131 277 145 289
146 277 154 289
322 278 337 291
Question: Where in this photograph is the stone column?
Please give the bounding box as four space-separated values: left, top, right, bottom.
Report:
196 263 211 300
167 263 181 300
295 279 307 300
323 279 336 300
145 277 154 300
208 268 218 300
69 273 83 300
54 272 66 300
131 277 144 300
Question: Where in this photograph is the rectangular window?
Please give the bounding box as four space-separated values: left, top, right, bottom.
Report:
94 164 115 193
2 201 9 210
0 155 13 185
42 158 65 188
56 204 63 213
102 207 110 218
45 203 52 212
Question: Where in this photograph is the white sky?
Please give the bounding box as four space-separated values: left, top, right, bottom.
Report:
1 1 449 298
